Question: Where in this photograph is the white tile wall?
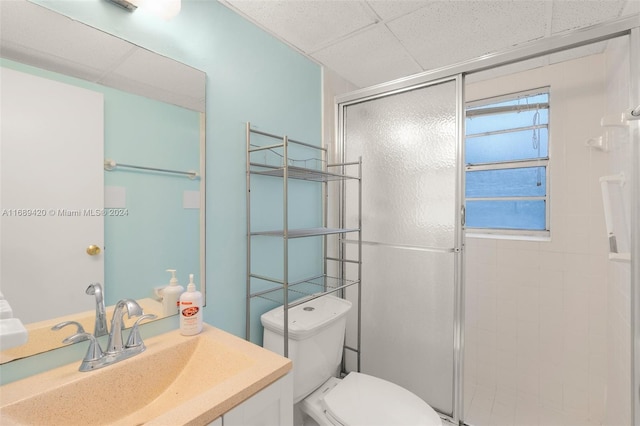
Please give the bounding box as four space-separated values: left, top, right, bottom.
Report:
602 36 632 426
464 53 612 426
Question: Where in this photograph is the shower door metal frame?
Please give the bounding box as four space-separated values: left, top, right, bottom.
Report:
337 74 466 422
336 13 640 426
630 24 640 426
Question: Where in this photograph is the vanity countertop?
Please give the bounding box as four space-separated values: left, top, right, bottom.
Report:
0 324 292 425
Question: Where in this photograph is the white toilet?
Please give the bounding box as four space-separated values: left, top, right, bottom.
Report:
261 295 443 426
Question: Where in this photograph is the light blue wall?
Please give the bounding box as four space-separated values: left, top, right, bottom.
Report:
0 0 321 384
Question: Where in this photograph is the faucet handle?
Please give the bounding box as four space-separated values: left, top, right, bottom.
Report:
62 332 104 363
125 314 157 349
51 320 86 334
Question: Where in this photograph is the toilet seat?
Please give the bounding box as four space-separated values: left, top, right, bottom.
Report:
318 372 442 426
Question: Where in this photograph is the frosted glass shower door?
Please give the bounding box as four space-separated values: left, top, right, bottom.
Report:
341 77 462 417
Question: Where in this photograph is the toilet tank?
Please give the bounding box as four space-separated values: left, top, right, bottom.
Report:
261 295 352 402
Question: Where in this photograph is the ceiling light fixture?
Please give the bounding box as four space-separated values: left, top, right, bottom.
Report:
106 0 137 12
106 0 181 20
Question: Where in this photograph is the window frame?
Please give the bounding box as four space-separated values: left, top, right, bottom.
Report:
464 87 551 239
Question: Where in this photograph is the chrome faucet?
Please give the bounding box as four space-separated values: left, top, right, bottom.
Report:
105 298 143 354
86 283 108 337
53 298 156 372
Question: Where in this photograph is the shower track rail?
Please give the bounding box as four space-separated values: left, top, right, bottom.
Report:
245 122 363 366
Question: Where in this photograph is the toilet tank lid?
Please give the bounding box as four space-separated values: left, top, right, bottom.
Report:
322 372 442 426
260 295 352 340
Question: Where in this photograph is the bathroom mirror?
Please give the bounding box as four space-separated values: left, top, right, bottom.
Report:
0 1 206 363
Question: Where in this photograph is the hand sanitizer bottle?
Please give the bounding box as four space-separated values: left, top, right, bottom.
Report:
161 269 184 316
179 274 203 335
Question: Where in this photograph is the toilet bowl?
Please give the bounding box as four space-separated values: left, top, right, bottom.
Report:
300 373 443 426
261 295 442 426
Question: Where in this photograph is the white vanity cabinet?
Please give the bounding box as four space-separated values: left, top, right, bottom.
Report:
220 372 293 426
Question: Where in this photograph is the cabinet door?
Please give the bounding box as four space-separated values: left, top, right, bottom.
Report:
223 373 293 426
206 417 222 426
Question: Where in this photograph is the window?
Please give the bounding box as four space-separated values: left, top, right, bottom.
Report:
465 88 550 236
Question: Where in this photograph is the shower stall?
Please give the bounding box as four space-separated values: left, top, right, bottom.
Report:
336 16 639 426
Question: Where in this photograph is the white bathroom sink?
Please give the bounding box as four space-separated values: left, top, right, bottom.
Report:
0 324 291 425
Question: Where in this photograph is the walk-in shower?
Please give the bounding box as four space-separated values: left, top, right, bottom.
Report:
336 15 639 425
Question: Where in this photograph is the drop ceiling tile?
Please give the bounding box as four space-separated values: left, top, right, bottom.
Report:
224 0 377 53
312 23 423 88
367 0 430 21
622 0 640 16
551 0 627 34
387 1 548 71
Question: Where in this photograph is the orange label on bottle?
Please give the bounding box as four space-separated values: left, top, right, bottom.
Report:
182 306 199 317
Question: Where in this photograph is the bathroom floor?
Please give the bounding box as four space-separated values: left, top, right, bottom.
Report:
463 384 600 426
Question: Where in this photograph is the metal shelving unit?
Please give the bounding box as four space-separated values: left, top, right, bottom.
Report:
245 122 362 364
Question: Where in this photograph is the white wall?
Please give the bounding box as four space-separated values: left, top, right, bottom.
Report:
322 67 358 162
464 53 611 426
603 36 632 426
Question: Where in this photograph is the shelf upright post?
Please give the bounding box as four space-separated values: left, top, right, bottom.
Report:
282 135 289 358
357 156 362 372
245 122 252 342
323 143 328 293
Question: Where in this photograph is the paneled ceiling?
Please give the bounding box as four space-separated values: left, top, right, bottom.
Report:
221 0 639 88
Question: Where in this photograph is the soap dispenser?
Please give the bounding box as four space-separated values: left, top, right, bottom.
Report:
161 269 184 316
179 274 203 336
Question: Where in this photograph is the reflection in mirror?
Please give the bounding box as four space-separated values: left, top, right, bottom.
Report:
0 0 206 363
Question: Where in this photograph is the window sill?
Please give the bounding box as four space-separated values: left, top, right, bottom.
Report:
464 229 550 242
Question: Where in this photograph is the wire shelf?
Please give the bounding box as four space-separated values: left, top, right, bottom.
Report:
250 275 360 306
249 162 359 182
250 227 359 238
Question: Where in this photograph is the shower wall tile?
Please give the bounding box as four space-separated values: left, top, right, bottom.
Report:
539 404 565 426
517 286 539 322
564 215 590 252
603 46 633 419
495 269 521 301
516 354 540 397
496 248 540 270
587 374 606 423
489 399 516 426
495 350 517 390
467 387 494 426
539 366 564 408
514 396 540 426
588 216 610 255
539 251 566 272
495 317 517 354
